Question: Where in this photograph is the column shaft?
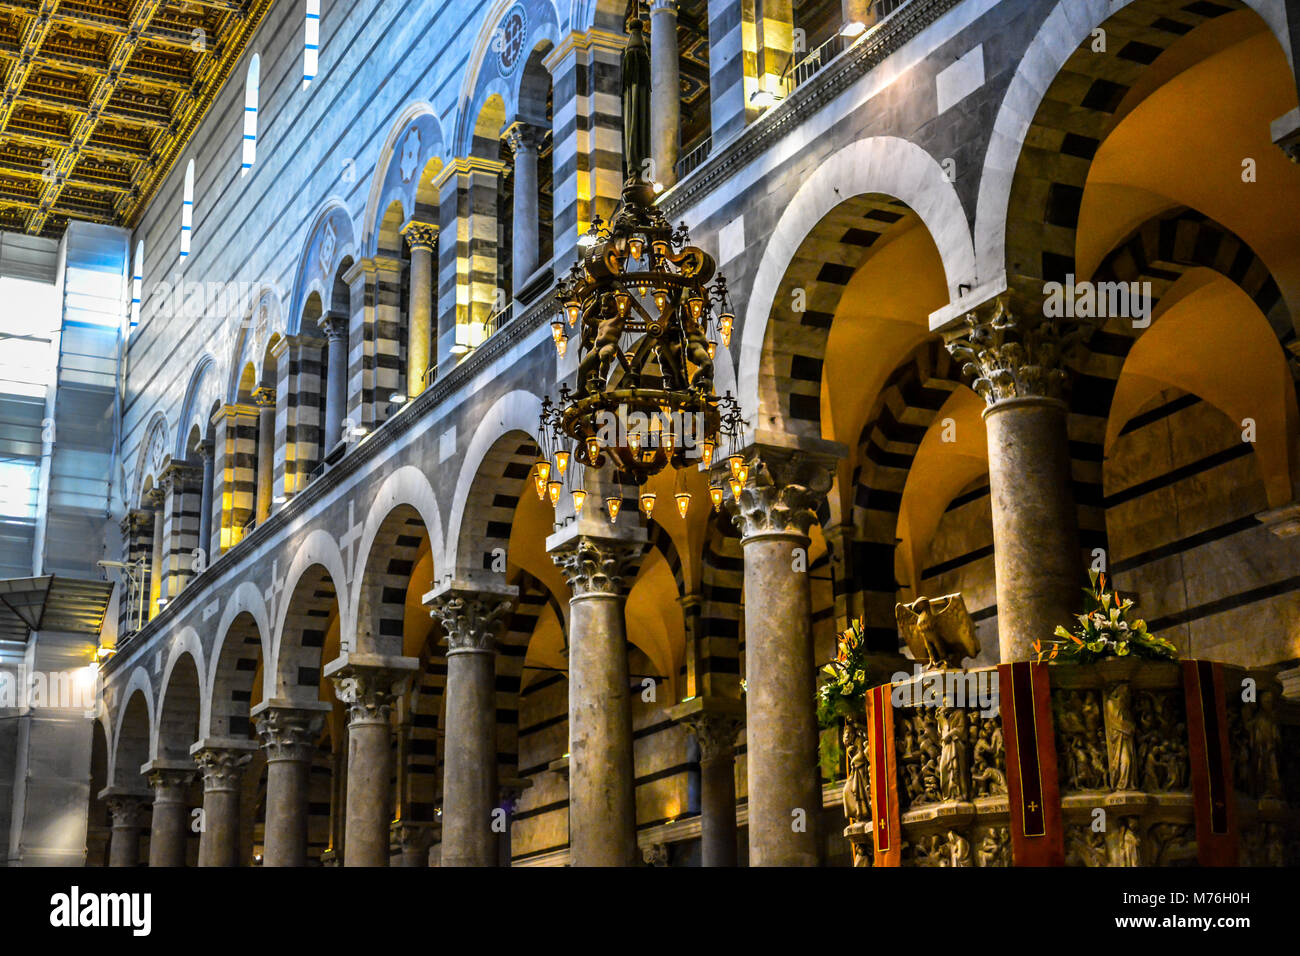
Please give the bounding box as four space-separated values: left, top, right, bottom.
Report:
197 446 213 564
512 141 539 292
321 317 348 450
254 391 275 523
408 245 434 396
146 770 192 867
649 0 680 186
441 648 497 865
343 715 392 866
700 752 738 866
148 498 164 618
106 796 147 868
256 706 323 867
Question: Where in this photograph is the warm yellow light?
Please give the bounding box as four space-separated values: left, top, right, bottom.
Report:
709 485 724 511
606 496 621 523
551 318 564 343
628 237 644 260
565 300 580 326
702 439 715 467
728 454 744 478
572 488 587 514
720 312 734 346
661 430 674 454
708 341 717 360
728 477 743 499
548 480 562 506
534 461 550 501
653 289 669 313
687 295 704 320
737 463 749 485
640 492 656 518
586 436 601 465
628 431 642 456
556 335 568 358
652 240 670 259
555 450 570 477
614 290 631 317
675 491 691 519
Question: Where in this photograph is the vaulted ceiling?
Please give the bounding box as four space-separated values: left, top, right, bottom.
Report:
0 0 272 239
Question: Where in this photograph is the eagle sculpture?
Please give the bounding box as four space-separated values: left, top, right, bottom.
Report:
895 594 979 669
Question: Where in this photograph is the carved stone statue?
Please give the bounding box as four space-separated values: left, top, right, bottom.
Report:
1104 682 1137 791
895 594 979 668
1247 691 1283 799
1065 826 1107 867
842 720 870 825
1111 817 1143 867
976 826 1010 867
947 829 972 867
971 716 1006 796
938 707 971 802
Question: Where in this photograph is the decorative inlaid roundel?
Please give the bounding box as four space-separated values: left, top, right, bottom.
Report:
496 6 528 75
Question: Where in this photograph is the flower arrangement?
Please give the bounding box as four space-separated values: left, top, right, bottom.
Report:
817 618 872 727
1033 570 1177 664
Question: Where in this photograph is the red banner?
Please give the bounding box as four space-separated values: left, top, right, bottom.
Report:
999 662 1064 866
1182 660 1238 865
867 683 901 867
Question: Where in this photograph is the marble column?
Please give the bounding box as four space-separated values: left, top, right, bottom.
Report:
944 296 1085 662
649 0 680 187
424 582 517 867
147 488 165 619
144 764 194 867
324 654 417 866
254 701 328 867
318 312 349 452
505 123 542 295
252 386 276 524
550 532 643 866
723 437 840 866
671 698 743 866
191 742 254 867
400 220 438 398
104 792 148 867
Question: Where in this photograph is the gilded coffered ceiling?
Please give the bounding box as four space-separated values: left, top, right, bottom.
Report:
0 0 272 238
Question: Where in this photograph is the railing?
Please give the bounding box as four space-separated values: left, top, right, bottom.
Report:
789 33 852 92
675 136 712 181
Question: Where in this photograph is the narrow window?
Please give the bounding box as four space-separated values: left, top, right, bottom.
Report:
242 54 260 173
130 240 144 330
180 159 194 259
303 0 320 90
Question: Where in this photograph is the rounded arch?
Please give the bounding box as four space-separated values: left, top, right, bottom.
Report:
454 0 563 156
204 580 273 738
271 530 349 702
444 389 546 578
972 0 1296 299
345 465 447 649
287 199 358 335
176 355 219 459
362 105 448 257
109 668 155 788
154 633 205 761
132 410 171 508
737 136 978 437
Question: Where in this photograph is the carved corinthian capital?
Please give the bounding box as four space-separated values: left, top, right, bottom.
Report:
400 219 439 253
106 794 149 828
332 667 405 726
723 445 836 541
255 706 323 762
683 711 744 762
426 589 516 654
551 536 642 597
146 767 194 802
193 747 253 793
942 295 1091 406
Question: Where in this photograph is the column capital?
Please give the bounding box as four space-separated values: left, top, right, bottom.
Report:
104 792 150 827
670 696 744 761
422 581 518 654
317 310 349 340
942 294 1092 407
719 438 841 541
190 741 255 793
648 0 677 13
145 486 166 510
252 701 328 762
143 760 195 799
542 28 628 73
504 121 546 154
324 653 419 725
400 219 440 253
550 535 643 597
251 385 277 408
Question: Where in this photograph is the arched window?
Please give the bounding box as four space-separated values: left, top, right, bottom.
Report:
303 0 319 90
130 240 143 330
180 159 194 259
242 54 260 173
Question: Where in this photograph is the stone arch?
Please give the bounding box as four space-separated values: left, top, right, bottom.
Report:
444 389 545 580
132 411 171 508
455 0 563 156
737 137 978 441
175 355 219 460
154 634 204 761
973 0 1295 301
204 580 272 739
287 199 358 336
345 465 445 646
272 529 348 703
109 668 154 788
363 106 447 258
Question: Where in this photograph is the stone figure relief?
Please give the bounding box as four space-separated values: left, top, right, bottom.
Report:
1246 690 1283 799
1104 682 1138 791
1227 701 1251 793
971 715 1007 796
1134 690 1189 792
938 707 971 802
897 710 941 809
841 719 872 868
1054 689 1107 791
1146 822 1195 866
946 829 972 867
1065 825 1107 867
976 826 1010 867
1109 816 1143 867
